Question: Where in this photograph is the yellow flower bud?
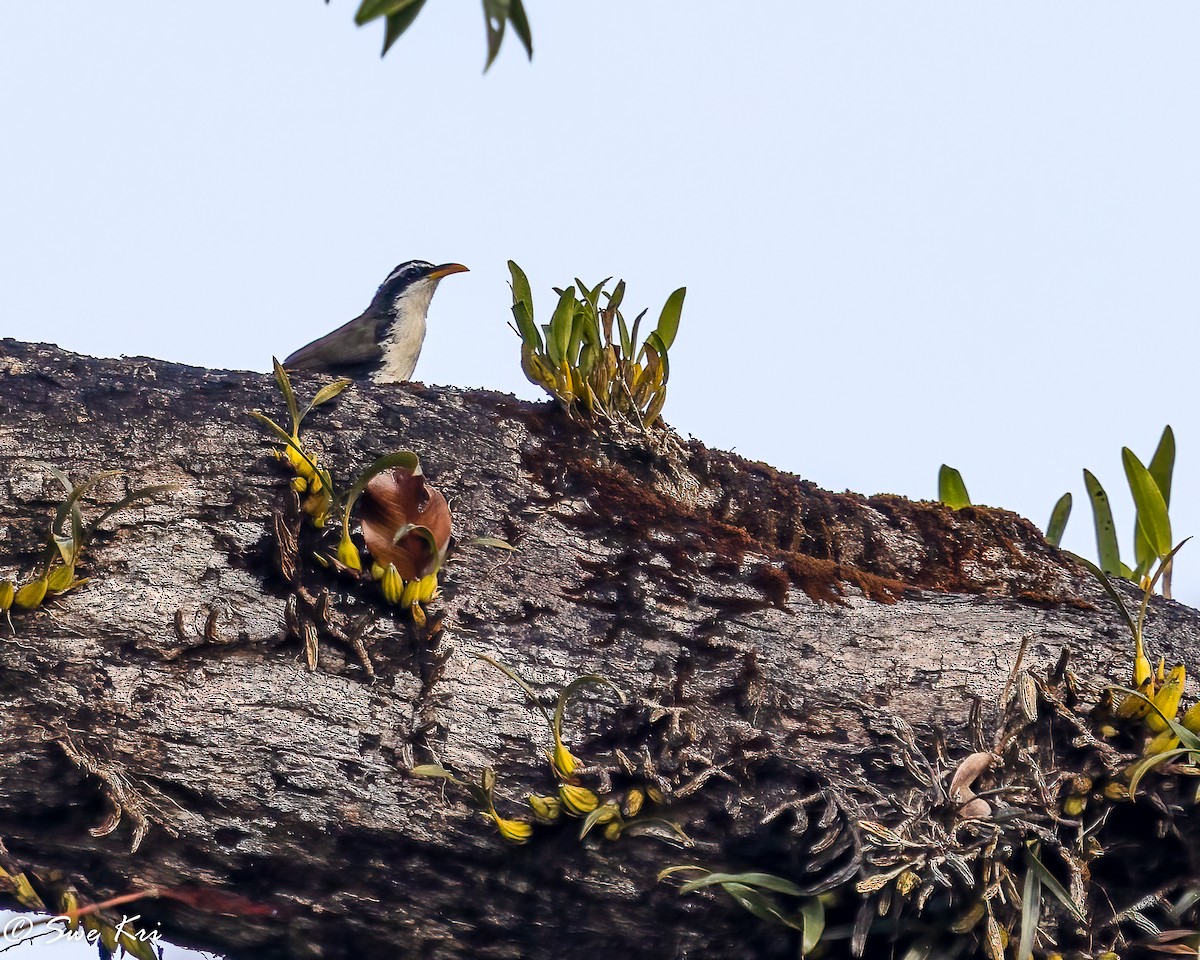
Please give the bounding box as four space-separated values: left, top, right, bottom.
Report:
291 476 309 493
336 534 362 572
415 572 439 603
400 578 421 608
603 821 622 841
14 578 48 611
490 815 533 845
0 580 13 612
622 788 644 818
380 564 403 605
549 740 578 779
1062 794 1087 817
559 783 600 817
411 603 427 628
371 562 386 581
527 794 562 824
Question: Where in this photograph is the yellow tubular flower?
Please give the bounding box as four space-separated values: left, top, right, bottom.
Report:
489 814 533 844
380 564 403 605
1147 665 1186 733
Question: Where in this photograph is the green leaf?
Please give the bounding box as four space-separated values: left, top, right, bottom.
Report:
1045 493 1071 547
1123 447 1172 559
553 675 626 741
1083 469 1121 576
272 357 301 436
482 0 509 70
654 287 686 351
355 0 422 26
1023 844 1085 922
546 286 576 368
677 872 805 898
461 536 517 550
411 763 456 780
938 465 971 510
1067 553 1136 641
629 308 647 360
1126 747 1192 796
1148 426 1176 507
382 0 427 55
1135 427 1177 576
475 653 552 727
616 308 632 358
1017 858 1042 960
720 882 804 931
86 484 179 545
508 260 533 310
302 378 354 421
508 0 533 59
800 897 825 956
51 471 124 541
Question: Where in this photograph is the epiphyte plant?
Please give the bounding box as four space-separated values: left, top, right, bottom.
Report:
252 361 453 621
414 657 685 846
0 466 175 627
507 261 686 430
938 425 1178 594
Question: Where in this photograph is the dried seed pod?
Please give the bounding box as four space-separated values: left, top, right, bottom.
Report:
302 622 319 672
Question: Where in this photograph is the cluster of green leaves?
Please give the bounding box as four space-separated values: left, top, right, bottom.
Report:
938 426 1179 596
508 261 686 429
658 867 825 957
344 0 533 67
0 467 174 627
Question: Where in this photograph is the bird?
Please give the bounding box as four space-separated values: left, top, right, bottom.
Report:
284 260 469 382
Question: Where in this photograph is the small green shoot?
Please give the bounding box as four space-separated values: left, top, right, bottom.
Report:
937 465 971 510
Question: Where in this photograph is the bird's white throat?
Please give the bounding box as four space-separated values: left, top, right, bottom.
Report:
373 278 439 383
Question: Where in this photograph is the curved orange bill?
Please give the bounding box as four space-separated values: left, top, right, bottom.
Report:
428 262 470 280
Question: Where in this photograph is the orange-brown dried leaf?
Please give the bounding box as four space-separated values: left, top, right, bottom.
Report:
360 467 452 581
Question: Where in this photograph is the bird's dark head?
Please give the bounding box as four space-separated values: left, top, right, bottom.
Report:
369 260 470 316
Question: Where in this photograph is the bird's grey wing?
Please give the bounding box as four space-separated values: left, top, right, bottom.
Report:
283 314 382 372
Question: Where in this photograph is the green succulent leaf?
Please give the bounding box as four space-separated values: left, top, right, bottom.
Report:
382 1 427 55
937 465 971 510
355 0 422 26
1123 447 1172 559
1083 469 1121 576
271 357 302 436
720 882 804 931
508 0 533 58
676 872 805 898
482 0 509 70
303 378 354 421
1017 859 1042 960
1023 844 1085 922
800 897 825 956
547 286 577 368
1045 492 1071 547
655 287 686 351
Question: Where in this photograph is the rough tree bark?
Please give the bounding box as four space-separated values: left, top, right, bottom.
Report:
0 339 1197 959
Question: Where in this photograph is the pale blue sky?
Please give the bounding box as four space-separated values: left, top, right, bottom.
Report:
2 3 1199 953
